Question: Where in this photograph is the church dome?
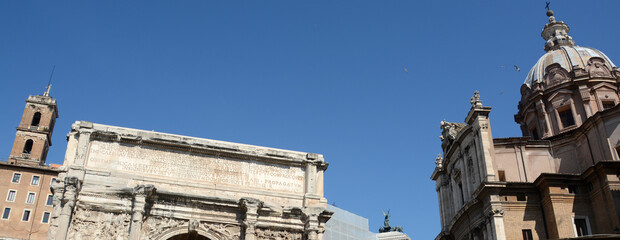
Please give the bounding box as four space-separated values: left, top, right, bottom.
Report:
515 9 620 140
524 46 617 87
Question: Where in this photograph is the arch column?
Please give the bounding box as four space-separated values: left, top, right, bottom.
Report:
129 184 156 239
240 198 262 240
54 176 80 240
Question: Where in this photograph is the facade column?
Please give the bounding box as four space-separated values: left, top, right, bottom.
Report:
54 176 80 240
240 198 262 240
535 100 552 138
485 220 492 240
488 203 506 240
302 207 331 240
579 85 594 118
52 122 92 239
129 184 156 239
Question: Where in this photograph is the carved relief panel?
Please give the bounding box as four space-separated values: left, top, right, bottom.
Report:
67 208 131 240
256 228 303 240
543 64 570 88
586 57 612 78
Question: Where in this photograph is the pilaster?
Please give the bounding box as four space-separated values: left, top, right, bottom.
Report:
302 207 332 240
129 184 156 239
466 91 496 182
304 153 327 207
54 176 81 240
535 99 552 138
486 196 506 240
240 198 263 240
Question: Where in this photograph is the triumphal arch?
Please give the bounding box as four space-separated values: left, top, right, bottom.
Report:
48 121 332 240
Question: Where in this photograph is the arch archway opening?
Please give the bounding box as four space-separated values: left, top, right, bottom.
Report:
167 232 210 240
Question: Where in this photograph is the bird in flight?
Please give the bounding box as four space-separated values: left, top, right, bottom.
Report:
514 65 521 72
403 67 409 73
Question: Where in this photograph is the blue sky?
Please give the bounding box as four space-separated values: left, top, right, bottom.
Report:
1 1 619 239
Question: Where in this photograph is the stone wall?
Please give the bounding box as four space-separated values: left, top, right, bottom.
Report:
48 121 332 240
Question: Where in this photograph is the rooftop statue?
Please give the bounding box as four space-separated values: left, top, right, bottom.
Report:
379 210 403 233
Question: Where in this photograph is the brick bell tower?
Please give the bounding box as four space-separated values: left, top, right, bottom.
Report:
8 85 58 166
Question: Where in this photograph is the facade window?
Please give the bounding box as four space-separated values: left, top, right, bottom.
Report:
522 229 533 240
41 212 50 223
498 170 506 182
31 112 41 127
558 108 575 128
530 126 539 140
12 173 21 183
568 185 578 194
23 139 33 154
458 183 465 205
517 194 526 201
22 210 31 222
26 192 36 204
2 208 10 219
574 217 591 236
31 176 40 185
6 190 16 202
46 194 53 206
602 101 615 111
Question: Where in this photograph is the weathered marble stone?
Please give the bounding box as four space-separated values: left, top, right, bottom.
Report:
49 121 332 240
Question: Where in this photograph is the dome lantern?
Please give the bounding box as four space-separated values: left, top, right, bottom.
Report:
541 8 575 52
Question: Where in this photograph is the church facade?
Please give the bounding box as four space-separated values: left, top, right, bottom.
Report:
47 121 331 240
431 10 620 240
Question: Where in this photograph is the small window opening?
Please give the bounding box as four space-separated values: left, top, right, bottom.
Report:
31 176 40 185
602 101 615 111
42 212 50 223
568 185 578 194
522 229 533 240
31 112 41 127
530 126 539 140
458 183 465 205
7 190 16 202
12 173 21 183
2 208 10 219
22 210 31 221
517 194 526 201
558 108 576 128
498 170 506 182
46 195 53 206
587 182 593 193
23 139 33 154
574 218 590 236
26 192 35 204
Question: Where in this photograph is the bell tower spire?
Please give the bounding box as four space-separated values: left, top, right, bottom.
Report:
541 6 575 52
8 89 59 166
43 65 55 97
